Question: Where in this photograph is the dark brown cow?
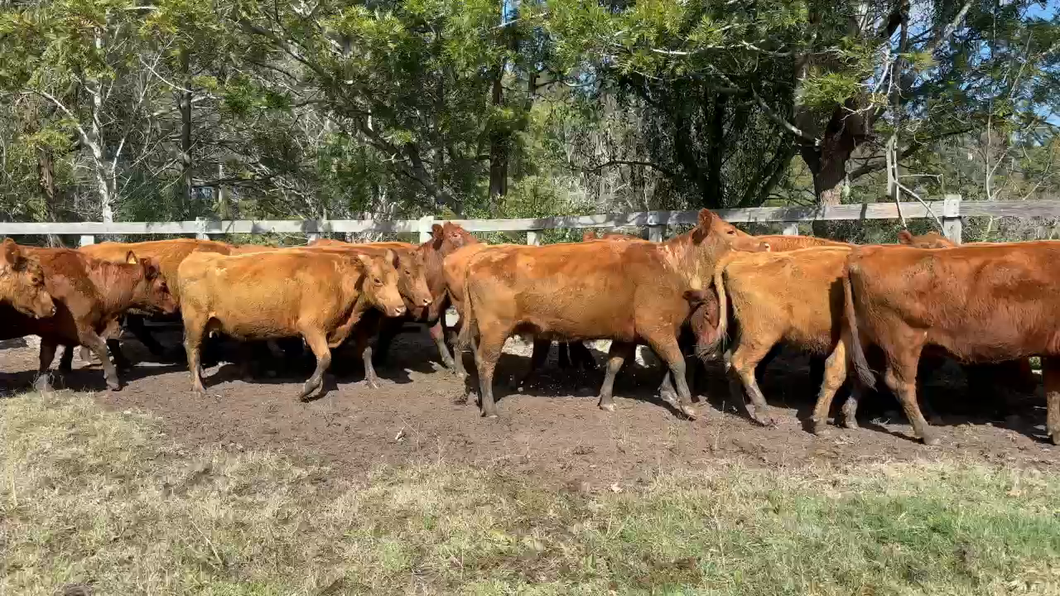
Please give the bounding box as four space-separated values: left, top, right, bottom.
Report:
459 209 766 418
703 247 854 428
0 248 176 390
844 242 1060 445
178 249 405 400
0 238 55 320
894 229 1039 406
75 238 233 367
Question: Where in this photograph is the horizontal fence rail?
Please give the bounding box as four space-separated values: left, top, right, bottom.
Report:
3 196 1058 247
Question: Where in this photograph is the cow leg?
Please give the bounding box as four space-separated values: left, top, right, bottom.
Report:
34 339 58 392
298 328 332 401
474 326 509 419
646 336 696 419
571 341 598 371
810 342 849 434
451 320 470 380
126 315 167 358
183 316 208 396
357 333 380 390
79 345 97 366
58 345 74 374
81 331 120 391
557 342 572 369
727 338 778 426
598 341 635 412
429 320 456 369
514 338 551 389
1044 356 1060 445
840 386 861 430
373 319 399 367
105 339 133 372
882 350 935 445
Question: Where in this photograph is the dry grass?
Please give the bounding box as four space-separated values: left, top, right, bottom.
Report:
3 392 1060 595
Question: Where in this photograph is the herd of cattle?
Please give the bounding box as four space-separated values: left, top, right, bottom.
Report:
0 208 1057 447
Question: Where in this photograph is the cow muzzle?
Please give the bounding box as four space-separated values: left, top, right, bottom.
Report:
391 305 407 317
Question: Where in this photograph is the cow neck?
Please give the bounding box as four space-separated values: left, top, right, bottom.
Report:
659 229 712 290
87 260 141 318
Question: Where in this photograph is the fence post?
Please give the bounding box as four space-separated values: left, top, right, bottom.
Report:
79 235 95 247
195 217 208 240
942 194 962 245
782 223 799 236
526 230 540 245
419 215 435 244
648 225 664 242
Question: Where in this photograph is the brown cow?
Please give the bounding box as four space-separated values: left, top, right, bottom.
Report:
893 229 1039 408
75 238 233 367
0 248 176 390
311 223 476 371
177 249 405 400
459 209 766 418
0 238 55 320
703 247 854 428
752 234 850 251
300 243 432 388
844 242 1060 445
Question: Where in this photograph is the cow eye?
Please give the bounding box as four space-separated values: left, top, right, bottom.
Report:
374 278 382 285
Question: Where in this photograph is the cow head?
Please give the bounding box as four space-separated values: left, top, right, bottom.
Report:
430 222 476 255
0 238 55 319
357 249 406 318
897 229 954 249
690 209 768 256
126 251 178 314
391 248 433 314
683 288 724 361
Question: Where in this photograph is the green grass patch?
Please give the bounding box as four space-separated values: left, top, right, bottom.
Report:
3 393 1060 595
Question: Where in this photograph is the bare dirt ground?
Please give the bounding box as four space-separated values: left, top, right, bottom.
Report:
2 325 1057 488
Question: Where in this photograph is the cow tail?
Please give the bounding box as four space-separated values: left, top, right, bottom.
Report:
700 256 732 359
455 271 476 356
843 260 876 389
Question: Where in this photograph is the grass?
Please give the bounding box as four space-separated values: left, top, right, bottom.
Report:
3 393 1060 595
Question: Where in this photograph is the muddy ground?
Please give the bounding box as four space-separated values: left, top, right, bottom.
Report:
1 324 1056 488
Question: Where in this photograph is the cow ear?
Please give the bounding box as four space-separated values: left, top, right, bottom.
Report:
897 230 913 245
355 253 373 270
582 231 596 242
2 238 20 267
682 289 710 306
431 224 443 239
140 258 159 280
697 209 715 228
383 248 398 267
125 250 138 265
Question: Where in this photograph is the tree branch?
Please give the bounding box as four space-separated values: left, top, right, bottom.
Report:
585 159 675 178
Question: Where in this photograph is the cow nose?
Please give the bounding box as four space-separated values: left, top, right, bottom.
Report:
422 297 432 306
394 305 407 316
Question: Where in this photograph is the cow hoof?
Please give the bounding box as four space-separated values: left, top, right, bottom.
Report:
748 409 775 427
106 379 122 391
33 375 53 393
599 402 616 413
1051 432 1060 446
920 433 940 446
441 356 456 370
810 420 831 436
482 411 499 419
366 379 380 390
842 419 860 430
679 404 698 420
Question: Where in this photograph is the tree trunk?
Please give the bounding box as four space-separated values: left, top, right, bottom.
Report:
488 64 507 200
36 148 63 247
178 47 193 215
800 101 870 207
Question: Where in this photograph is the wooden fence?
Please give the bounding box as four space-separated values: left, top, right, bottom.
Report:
2 195 1059 247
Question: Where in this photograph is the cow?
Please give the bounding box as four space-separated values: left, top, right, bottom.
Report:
844 242 1060 445
0 248 176 390
74 238 233 368
177 248 405 401
894 229 1039 410
751 235 850 252
458 209 766 418
700 246 854 428
0 238 55 320
313 224 474 372
300 243 432 388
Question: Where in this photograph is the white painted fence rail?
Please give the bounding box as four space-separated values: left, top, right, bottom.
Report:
3 195 1058 247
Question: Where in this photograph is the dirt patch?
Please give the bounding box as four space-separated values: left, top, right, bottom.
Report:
2 326 1056 487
